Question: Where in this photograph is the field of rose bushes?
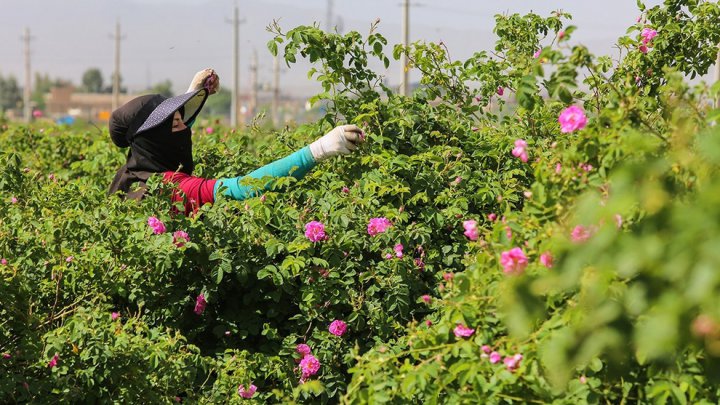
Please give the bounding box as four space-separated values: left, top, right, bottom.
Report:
3 0 720 403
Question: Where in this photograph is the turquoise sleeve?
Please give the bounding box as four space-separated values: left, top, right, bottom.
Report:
213 146 317 200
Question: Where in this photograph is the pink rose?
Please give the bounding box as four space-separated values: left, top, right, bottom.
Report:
296 344 312 356
10 196 18 204
463 220 479 241
533 48 542 58
0 258 7 266
147 216 166 235
504 353 523 372
65 256 74 263
500 247 528 275
555 163 562 174
194 294 207 315
641 27 657 44
481 345 491 354
173 230 190 248
299 354 321 378
237 383 257 399
205 127 214 135
571 225 593 243
394 243 404 258
512 139 529 163
328 320 347 336
341 186 350 194
489 351 501 364
304 221 327 242
539 252 554 268
111 312 120 321
48 354 59 368
496 87 504 96
367 217 392 236
421 294 432 304
639 44 649 54
558 105 587 133
453 324 475 338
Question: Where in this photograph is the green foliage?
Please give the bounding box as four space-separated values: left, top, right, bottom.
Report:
2 0 720 402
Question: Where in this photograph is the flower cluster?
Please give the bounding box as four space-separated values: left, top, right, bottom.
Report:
304 221 327 242
481 346 524 372
367 217 392 236
639 27 657 53
511 139 529 163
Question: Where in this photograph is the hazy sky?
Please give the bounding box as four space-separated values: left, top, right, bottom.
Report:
2 0 680 98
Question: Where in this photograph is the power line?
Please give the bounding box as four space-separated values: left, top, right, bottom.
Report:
109 20 126 111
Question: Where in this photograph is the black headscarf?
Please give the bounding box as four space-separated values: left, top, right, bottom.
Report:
108 91 207 199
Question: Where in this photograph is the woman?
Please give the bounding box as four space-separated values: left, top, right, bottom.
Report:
108 69 364 214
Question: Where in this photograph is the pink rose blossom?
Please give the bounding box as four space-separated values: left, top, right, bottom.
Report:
10 196 18 204
329 320 347 336
558 31 565 40
571 225 593 243
443 272 454 281
500 247 528 275
147 216 166 235
496 86 504 96
453 324 475 338
425 320 433 326
414 258 425 270
296 344 312 356
463 220 479 241
481 345 491 354
639 44 649 54
48 354 59 368
205 127 214 135
304 221 327 242
111 312 120 321
511 139 529 163
555 163 562 174
421 294 432 304
299 354 321 378
237 383 257 398
533 48 542 58
0 258 7 265
540 252 554 268
504 353 523 371
558 105 588 133
194 294 207 315
385 253 393 260
3 353 11 359
65 256 74 263
641 27 657 44
489 351 501 364
580 375 588 384
488 213 497 222
173 230 190 248
394 243 404 258
341 186 350 194
367 217 392 236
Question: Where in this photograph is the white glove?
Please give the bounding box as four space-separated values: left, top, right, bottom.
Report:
187 68 219 94
309 125 365 162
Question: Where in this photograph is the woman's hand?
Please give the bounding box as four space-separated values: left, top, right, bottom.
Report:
187 68 220 95
309 125 365 162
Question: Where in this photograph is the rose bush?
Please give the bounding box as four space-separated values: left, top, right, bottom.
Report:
2 0 720 403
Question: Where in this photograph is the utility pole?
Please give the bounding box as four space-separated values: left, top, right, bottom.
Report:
326 0 334 32
227 5 246 127
22 27 32 122
715 44 720 109
250 49 258 118
272 53 280 127
400 0 410 96
110 20 125 112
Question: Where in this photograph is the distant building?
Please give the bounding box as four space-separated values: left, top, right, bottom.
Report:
44 86 139 122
